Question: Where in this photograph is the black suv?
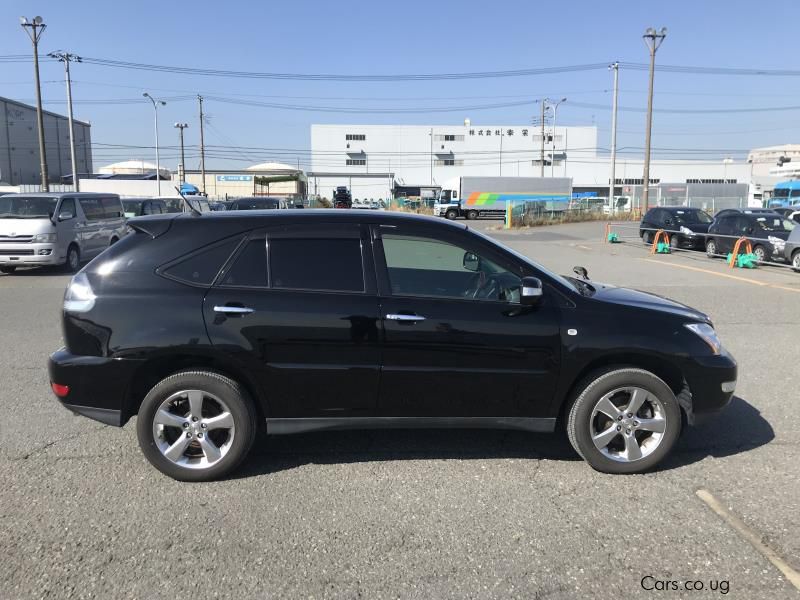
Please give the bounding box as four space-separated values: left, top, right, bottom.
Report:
228 197 287 210
639 207 713 249
48 211 736 481
706 209 794 262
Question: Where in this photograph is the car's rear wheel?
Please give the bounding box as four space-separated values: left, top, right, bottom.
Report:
466 210 478 220
706 239 718 258
566 368 681 474
0 265 16 274
136 370 257 481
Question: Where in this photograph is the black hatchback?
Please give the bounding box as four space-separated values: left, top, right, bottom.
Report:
705 209 795 263
48 211 737 481
639 206 712 249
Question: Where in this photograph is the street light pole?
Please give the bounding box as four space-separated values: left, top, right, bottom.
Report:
641 26 667 215
49 52 82 191
608 62 619 212
174 123 189 184
540 100 546 177
551 97 567 177
20 16 49 191
143 93 166 195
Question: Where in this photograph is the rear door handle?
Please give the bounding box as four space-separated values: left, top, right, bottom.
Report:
214 305 255 315
385 313 426 322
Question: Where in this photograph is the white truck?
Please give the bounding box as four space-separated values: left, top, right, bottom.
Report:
434 176 572 220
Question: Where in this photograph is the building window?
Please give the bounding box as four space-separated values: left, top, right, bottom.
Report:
345 134 366 141
346 159 366 166
685 179 737 184
434 159 463 166
433 134 464 142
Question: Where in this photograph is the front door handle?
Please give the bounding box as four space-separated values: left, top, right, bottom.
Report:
385 313 426 322
214 305 255 315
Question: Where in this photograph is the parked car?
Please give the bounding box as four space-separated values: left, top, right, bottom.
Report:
48 210 736 480
784 226 800 271
0 192 126 274
705 209 795 262
639 206 713 248
208 201 227 211
161 196 211 214
228 196 288 210
122 198 168 218
772 206 800 224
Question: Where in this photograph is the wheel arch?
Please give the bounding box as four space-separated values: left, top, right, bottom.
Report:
122 352 267 427
556 353 685 428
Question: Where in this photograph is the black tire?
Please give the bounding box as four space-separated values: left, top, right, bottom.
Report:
642 230 654 245
792 250 800 273
466 210 478 220
566 368 682 474
136 370 257 482
445 209 459 220
64 244 81 273
706 238 718 258
0 265 16 274
669 235 680 249
752 245 766 263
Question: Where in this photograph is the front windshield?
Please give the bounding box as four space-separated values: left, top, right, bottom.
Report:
469 226 578 293
755 216 795 232
0 195 58 218
674 210 712 224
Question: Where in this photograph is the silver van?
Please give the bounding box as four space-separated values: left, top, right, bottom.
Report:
0 192 127 274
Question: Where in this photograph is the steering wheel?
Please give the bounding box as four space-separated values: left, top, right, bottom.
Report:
464 271 501 300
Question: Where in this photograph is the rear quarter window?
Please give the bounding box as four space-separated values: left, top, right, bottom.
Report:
160 237 243 286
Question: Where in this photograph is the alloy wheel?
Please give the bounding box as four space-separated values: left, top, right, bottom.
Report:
152 389 236 470
793 252 800 269
589 387 667 463
753 246 766 262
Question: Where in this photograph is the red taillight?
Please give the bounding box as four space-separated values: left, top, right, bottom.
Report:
51 383 70 398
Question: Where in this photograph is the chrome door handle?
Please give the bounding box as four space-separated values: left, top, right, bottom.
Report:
214 305 255 315
385 313 425 322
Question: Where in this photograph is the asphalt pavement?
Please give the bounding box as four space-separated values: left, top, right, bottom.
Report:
1 218 798 599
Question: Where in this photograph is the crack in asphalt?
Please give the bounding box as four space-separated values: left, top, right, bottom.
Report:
13 425 107 461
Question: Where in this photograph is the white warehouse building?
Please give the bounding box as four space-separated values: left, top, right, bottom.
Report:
309 123 755 205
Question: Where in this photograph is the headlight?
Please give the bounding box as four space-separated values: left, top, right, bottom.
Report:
767 236 785 250
684 322 721 355
33 233 57 243
679 226 693 235
64 272 96 313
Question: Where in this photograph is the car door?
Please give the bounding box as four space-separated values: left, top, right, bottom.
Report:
76 197 103 257
373 223 561 419
713 216 736 253
203 223 381 417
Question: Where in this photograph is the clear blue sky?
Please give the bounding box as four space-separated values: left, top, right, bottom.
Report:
1 0 798 170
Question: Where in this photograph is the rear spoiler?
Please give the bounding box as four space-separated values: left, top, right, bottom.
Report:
126 215 177 239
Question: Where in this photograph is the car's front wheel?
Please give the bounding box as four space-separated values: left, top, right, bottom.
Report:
136 370 257 481
445 209 459 220
706 238 718 258
752 244 766 263
792 250 800 272
566 368 681 474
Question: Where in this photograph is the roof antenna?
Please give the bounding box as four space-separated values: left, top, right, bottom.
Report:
174 186 202 216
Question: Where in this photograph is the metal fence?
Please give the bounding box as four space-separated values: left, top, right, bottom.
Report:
16 184 75 194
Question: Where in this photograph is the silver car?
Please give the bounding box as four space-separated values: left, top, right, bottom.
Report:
0 192 127 274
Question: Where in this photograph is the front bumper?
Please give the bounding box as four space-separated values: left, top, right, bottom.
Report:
48 348 144 426
0 243 63 265
681 348 737 424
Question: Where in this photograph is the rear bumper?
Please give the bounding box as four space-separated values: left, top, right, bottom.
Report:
681 348 737 424
48 348 144 427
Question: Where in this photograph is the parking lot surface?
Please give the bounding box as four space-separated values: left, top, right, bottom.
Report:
1 219 798 599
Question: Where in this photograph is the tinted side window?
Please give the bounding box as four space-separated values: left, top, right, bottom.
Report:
162 237 242 286
58 198 76 220
270 238 364 292
79 198 104 221
101 197 123 219
222 239 267 287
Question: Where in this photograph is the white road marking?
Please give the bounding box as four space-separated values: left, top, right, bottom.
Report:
696 489 800 591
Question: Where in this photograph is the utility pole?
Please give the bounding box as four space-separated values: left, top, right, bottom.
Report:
608 62 619 211
49 52 82 191
429 127 433 186
540 100 546 177
642 27 667 214
550 98 567 177
143 92 166 195
174 123 188 184
20 16 49 191
198 95 207 195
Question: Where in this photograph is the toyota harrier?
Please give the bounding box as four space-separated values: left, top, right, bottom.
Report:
48 211 737 481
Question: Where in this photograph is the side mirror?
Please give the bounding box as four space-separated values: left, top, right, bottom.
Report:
463 251 480 272
58 211 74 221
520 276 543 306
